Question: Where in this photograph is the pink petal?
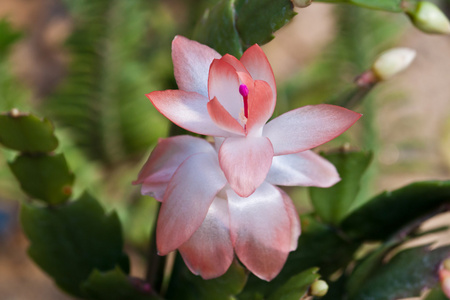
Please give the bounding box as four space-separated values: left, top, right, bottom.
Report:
240 44 277 108
133 136 215 201
263 104 362 155
172 36 221 97
179 197 233 279
278 188 301 251
208 59 243 120
440 266 450 298
148 90 233 137
237 71 254 87
266 150 340 188
140 182 167 202
156 153 227 255
219 136 273 197
221 54 250 74
246 80 274 136
207 97 245 135
443 277 450 299
227 182 291 281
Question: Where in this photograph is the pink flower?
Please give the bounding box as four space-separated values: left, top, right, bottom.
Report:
147 36 361 198
135 135 314 280
135 36 362 280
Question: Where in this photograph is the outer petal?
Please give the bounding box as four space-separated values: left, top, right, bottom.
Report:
246 80 273 136
179 197 233 279
278 188 301 251
172 35 221 97
207 97 245 135
240 44 277 108
148 90 234 137
219 136 273 197
133 136 215 201
266 150 340 188
227 182 291 281
156 153 227 255
263 104 362 155
208 59 243 120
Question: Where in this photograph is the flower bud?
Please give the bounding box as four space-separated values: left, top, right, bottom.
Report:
371 48 416 81
439 258 450 298
292 0 312 8
310 280 329 297
405 1 450 34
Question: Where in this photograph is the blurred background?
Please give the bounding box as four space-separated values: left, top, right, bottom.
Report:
0 0 449 299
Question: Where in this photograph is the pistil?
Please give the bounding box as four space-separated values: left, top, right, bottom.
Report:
239 84 249 119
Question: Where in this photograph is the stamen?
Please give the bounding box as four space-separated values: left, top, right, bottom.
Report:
239 84 249 119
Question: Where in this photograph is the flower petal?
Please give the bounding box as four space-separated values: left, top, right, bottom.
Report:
133 136 215 201
172 35 221 97
140 182 167 202
207 97 245 135
148 90 233 137
219 136 273 197
156 152 227 255
246 80 273 136
227 182 291 281
278 188 301 251
208 59 243 120
263 104 362 155
221 54 250 74
266 150 340 188
179 197 233 279
240 44 277 107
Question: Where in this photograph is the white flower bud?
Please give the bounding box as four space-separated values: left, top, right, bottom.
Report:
310 280 329 297
292 0 312 8
406 1 450 34
372 48 416 81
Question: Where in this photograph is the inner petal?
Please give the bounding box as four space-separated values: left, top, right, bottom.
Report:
208 59 243 121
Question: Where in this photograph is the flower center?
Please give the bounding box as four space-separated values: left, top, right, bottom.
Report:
239 84 249 119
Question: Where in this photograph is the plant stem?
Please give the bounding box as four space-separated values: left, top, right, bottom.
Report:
145 202 166 294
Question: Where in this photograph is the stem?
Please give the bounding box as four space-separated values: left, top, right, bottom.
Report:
334 84 375 109
145 202 166 293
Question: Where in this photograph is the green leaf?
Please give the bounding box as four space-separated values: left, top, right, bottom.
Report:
350 245 450 300
193 0 242 57
193 0 295 56
267 268 320 300
0 112 58 153
315 0 403 12
342 181 450 240
234 0 296 48
166 254 247 300
239 215 358 298
424 287 449 300
0 18 22 55
9 153 74 204
346 241 399 297
81 267 162 300
309 151 372 224
20 193 130 297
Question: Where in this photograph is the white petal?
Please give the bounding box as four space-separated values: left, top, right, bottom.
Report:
134 136 215 201
172 36 221 97
266 150 340 188
263 104 361 155
227 182 291 281
179 197 233 279
156 152 227 255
